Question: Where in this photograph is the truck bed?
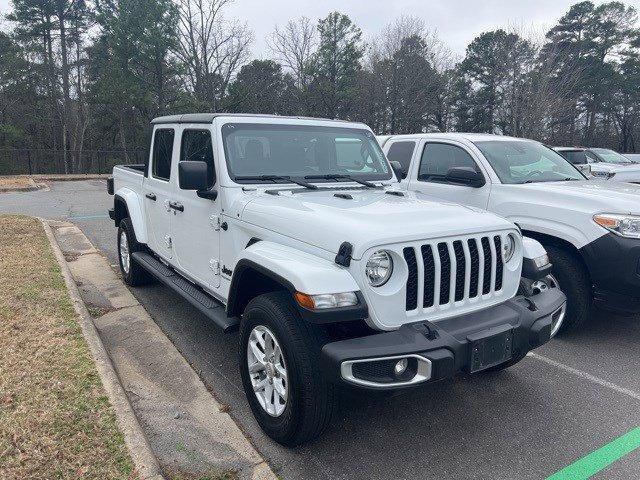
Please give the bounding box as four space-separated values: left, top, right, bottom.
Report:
113 165 146 191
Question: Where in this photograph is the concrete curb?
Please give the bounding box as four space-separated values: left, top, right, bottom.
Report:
0 186 41 193
0 177 41 193
32 173 110 182
0 174 108 193
43 218 279 479
40 218 165 480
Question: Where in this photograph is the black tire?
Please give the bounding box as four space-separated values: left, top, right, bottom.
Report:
545 245 591 333
239 291 336 446
117 218 152 286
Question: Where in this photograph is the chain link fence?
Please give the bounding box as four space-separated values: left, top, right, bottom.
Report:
0 149 147 175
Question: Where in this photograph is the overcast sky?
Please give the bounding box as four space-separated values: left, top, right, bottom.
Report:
1 0 639 58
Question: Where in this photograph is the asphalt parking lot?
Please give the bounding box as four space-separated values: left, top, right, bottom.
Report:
2 179 639 479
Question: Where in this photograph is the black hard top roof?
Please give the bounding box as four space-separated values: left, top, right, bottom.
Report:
150 113 363 125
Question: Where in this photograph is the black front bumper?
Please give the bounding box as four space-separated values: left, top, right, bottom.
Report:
320 288 566 390
580 233 640 314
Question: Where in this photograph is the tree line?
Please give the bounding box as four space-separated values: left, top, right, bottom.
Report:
1 0 639 174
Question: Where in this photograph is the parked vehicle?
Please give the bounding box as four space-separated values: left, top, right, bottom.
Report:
379 133 640 332
624 153 640 163
555 146 640 182
107 115 564 446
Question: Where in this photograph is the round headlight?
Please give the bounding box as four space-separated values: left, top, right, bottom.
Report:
502 234 517 263
365 250 393 287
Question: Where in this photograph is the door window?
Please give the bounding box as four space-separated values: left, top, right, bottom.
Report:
152 128 175 180
559 150 588 165
180 129 216 188
418 143 479 183
386 141 416 179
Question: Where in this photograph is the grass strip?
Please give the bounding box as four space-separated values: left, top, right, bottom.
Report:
0 215 135 479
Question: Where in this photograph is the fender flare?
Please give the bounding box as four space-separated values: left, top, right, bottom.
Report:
114 188 148 244
227 241 365 323
522 236 546 260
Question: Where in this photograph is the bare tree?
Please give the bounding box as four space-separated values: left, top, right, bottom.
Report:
267 16 317 89
175 0 252 110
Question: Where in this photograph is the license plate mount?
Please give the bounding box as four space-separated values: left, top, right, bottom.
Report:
467 326 513 373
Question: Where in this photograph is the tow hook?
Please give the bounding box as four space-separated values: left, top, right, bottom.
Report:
413 321 440 340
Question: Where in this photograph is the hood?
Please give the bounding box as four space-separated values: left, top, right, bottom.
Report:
516 180 640 214
240 188 515 259
592 163 640 174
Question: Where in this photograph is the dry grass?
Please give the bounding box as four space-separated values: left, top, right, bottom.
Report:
0 176 34 189
0 216 135 479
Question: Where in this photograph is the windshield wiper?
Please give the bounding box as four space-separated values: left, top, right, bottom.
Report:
303 174 379 188
235 175 318 190
522 177 577 184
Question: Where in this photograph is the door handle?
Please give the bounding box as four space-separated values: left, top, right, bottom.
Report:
145 193 157 201
169 201 184 212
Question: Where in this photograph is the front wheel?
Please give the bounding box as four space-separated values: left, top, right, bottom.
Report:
239 291 336 446
545 245 591 334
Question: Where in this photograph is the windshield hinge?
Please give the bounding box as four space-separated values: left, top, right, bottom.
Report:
209 259 220 275
210 214 222 231
335 242 353 267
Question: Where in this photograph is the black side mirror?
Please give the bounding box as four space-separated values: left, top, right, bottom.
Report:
445 166 485 188
178 161 218 200
389 161 406 180
179 161 209 190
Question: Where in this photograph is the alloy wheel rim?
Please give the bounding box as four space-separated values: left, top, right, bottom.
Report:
247 325 288 417
119 230 130 275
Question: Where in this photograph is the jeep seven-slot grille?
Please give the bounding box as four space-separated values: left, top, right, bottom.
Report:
437 243 451 304
421 245 435 307
403 248 418 311
493 236 504 291
481 237 492 294
404 235 505 311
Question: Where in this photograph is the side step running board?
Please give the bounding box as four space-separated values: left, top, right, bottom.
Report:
131 251 239 332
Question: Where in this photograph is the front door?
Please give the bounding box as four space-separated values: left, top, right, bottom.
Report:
144 127 176 260
408 140 491 209
171 126 221 290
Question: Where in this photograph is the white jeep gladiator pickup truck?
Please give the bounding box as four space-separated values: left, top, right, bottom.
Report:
107 114 565 446
379 133 640 333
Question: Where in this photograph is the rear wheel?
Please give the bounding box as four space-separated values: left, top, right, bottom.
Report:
117 218 151 286
239 291 336 446
545 245 591 333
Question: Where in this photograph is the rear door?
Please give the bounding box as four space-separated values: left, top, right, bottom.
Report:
408 140 491 209
144 127 176 260
171 126 221 289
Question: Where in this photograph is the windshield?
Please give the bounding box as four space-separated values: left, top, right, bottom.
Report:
221 123 392 183
474 140 585 184
590 148 633 164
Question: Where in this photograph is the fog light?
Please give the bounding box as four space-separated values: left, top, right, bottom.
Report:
394 358 408 375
